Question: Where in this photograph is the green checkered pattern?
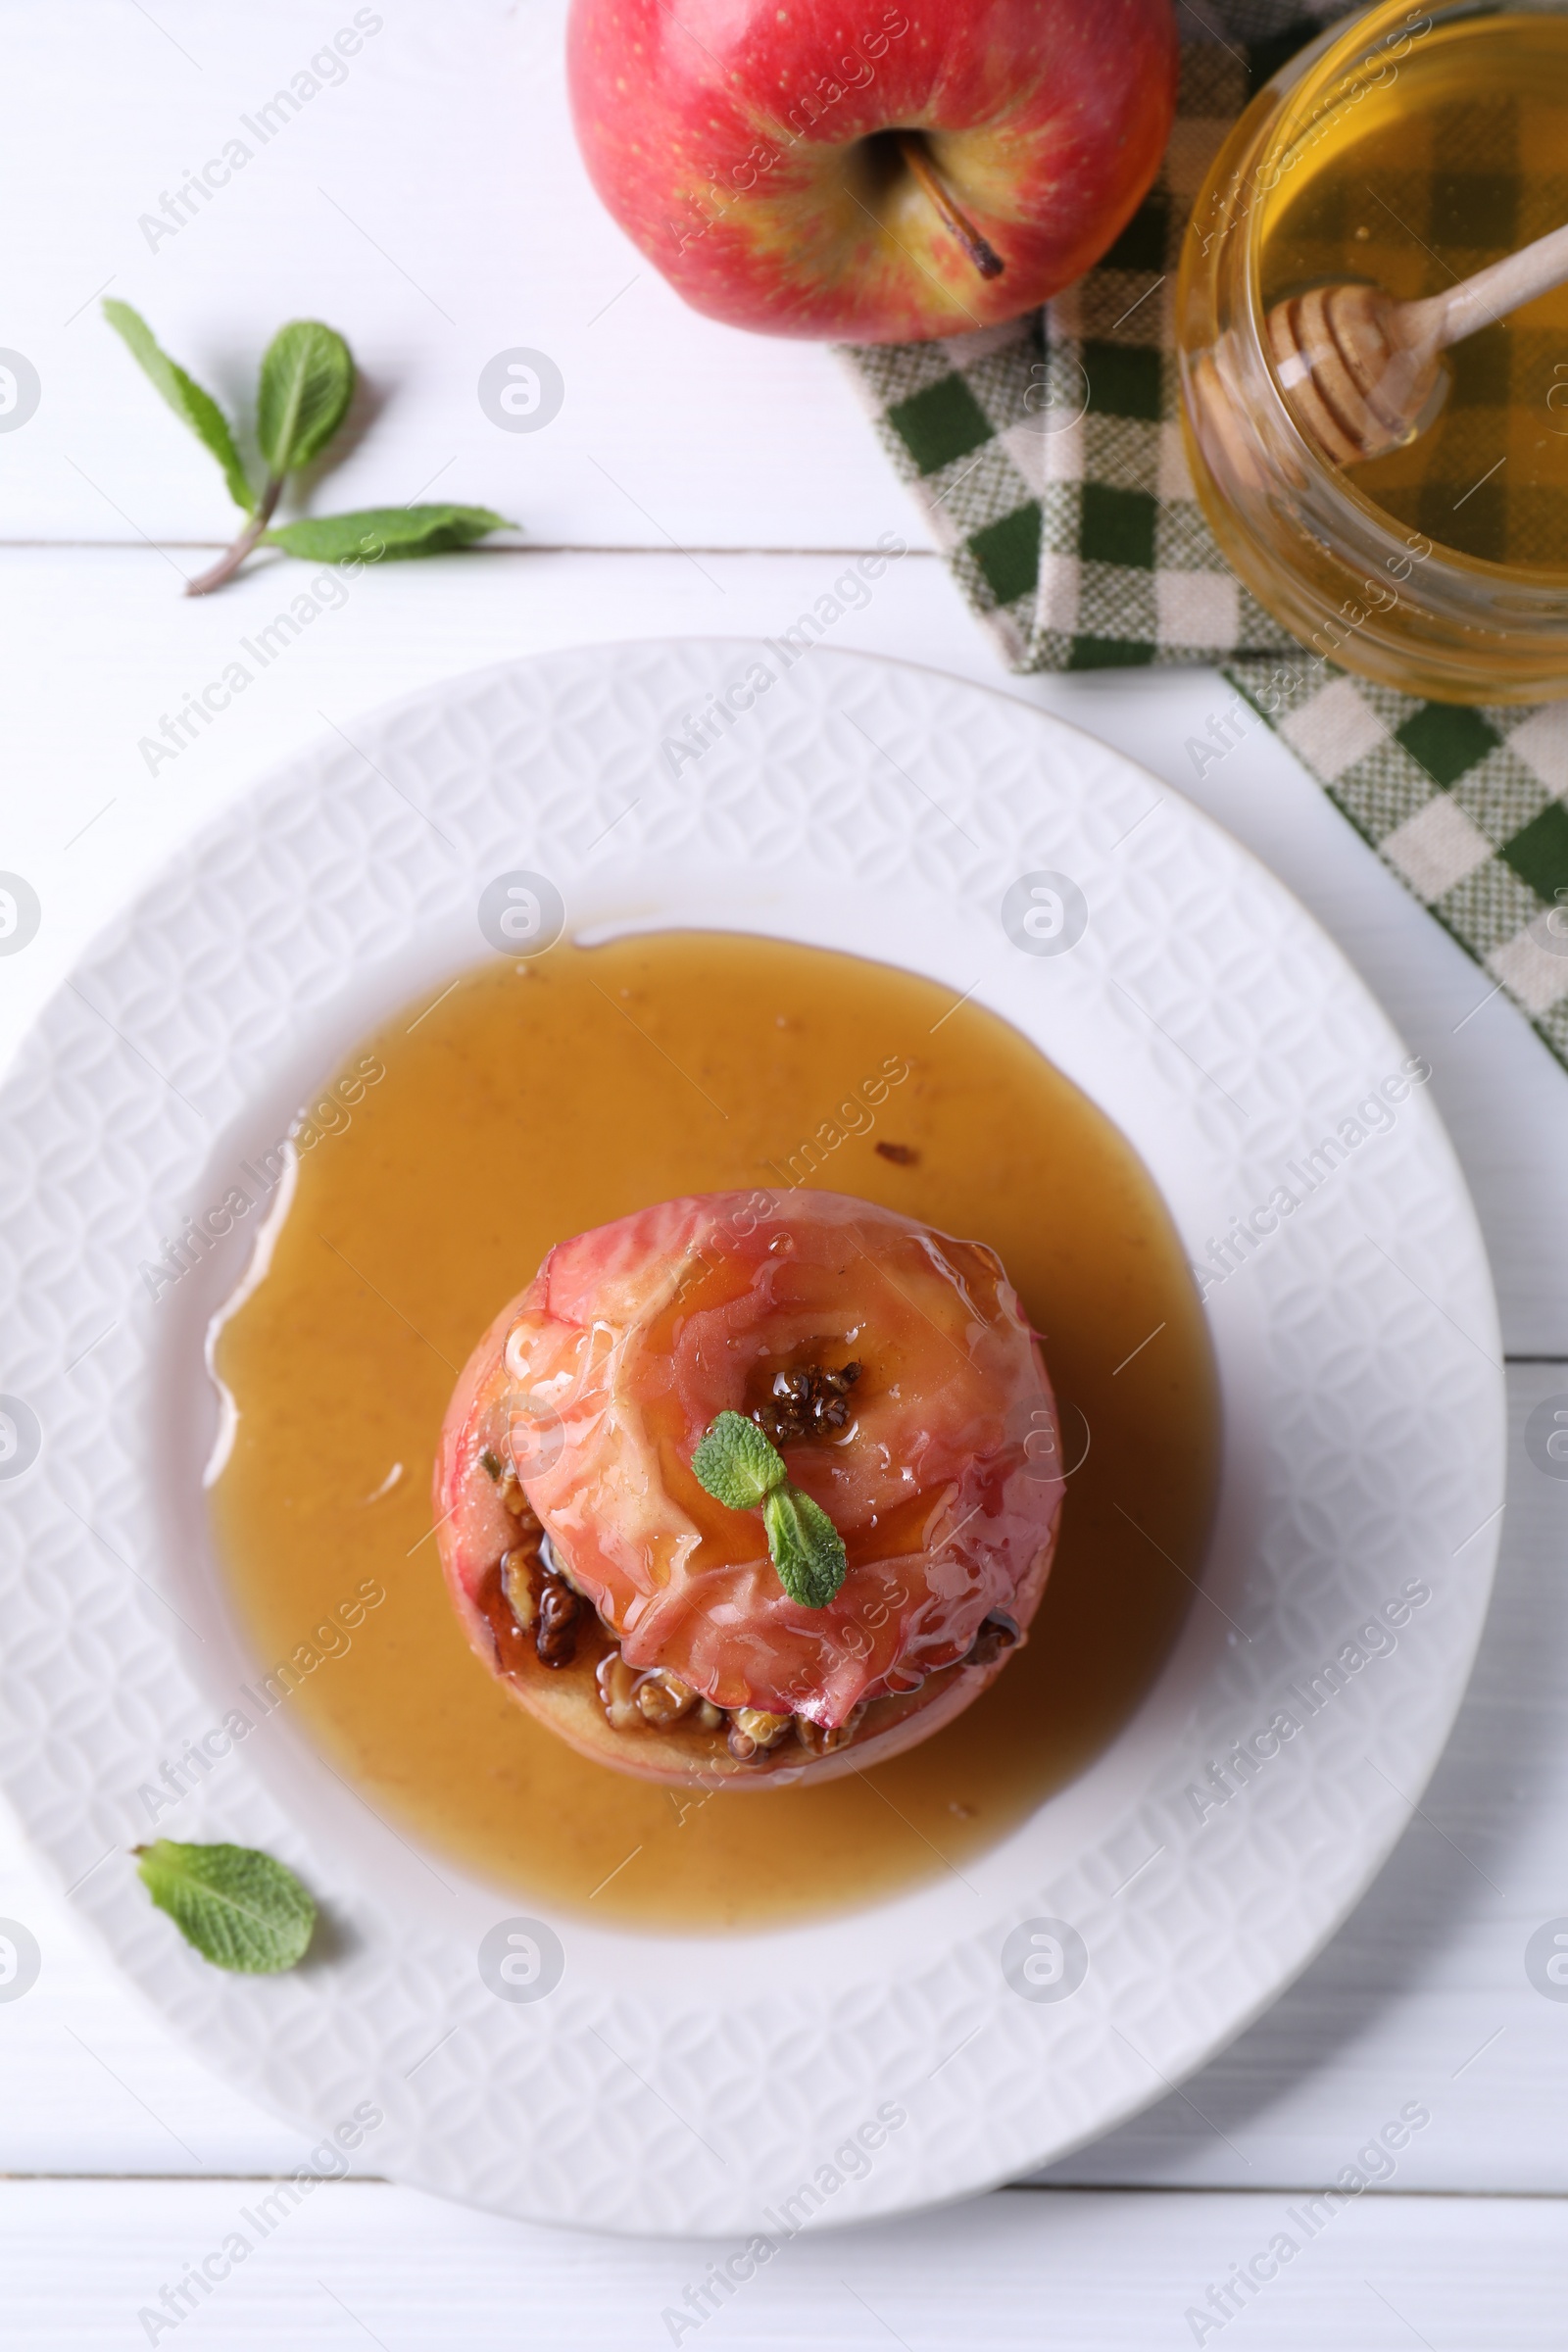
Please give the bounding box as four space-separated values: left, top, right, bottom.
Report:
1232 658 1568 1064
839 3 1568 1074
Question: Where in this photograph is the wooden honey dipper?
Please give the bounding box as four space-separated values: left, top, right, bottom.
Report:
1267 220 1568 464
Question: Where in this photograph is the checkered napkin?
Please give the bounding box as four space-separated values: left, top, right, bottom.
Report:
839 3 1568 1072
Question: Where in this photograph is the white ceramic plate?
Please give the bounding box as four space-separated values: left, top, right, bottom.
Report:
0 642 1503 2235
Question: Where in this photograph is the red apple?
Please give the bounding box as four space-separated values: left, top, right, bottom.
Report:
567 0 1178 342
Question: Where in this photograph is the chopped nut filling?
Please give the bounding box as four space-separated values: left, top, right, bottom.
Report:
495 1459 533 1518
964 1610 1019 1668
500 1547 537 1632
635 1669 697 1726
495 1486 895 1762
539 1528 589 1597
496 1520 583 1672
795 1702 867 1755
584 1658 867 1763
535 1575 582 1669
495 1520 994 1761
597 1650 641 1732
727 1707 793 1762
751 1359 861 1446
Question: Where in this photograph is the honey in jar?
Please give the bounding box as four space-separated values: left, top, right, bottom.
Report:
1179 1 1568 702
1259 9 1568 570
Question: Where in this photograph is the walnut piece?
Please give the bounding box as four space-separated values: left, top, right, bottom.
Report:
635 1670 697 1726
727 1708 793 1762
794 1702 867 1756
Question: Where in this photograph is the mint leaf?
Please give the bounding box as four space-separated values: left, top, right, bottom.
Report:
693 1411 848 1606
692 1410 786 1510
264 505 514 562
256 320 354 476
135 1838 316 1974
102 299 254 514
763 1484 849 1608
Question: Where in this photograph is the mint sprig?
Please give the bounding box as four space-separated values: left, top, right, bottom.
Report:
691 1409 848 1608
134 1838 316 1974
103 302 514 597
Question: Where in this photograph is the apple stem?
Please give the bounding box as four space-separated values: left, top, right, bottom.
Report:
897 135 1004 281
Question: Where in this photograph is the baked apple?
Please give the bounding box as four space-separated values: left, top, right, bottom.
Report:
434 1189 1063 1785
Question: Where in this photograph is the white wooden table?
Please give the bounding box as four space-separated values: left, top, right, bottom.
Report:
4 5 1567 2342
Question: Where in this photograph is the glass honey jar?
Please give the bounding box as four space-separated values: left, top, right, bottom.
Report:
1178 0 1568 702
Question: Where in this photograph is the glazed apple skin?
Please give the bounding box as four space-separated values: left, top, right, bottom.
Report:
566 0 1178 342
435 1191 1065 1772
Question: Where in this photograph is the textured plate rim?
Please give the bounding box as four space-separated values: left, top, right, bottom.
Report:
0 640 1505 2234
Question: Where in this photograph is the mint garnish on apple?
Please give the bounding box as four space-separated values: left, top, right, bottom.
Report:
691 1410 848 1608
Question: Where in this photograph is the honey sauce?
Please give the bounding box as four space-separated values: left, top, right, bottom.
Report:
209 934 1218 1932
